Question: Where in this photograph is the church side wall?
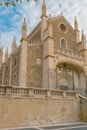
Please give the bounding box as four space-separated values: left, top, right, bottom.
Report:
3 59 10 85
0 48 21 86
11 50 20 86
0 66 3 85
27 44 43 88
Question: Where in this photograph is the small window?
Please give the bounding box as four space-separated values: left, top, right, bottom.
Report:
61 39 66 49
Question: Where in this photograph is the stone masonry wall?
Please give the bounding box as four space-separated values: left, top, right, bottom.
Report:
80 95 87 121
11 49 20 86
27 44 43 88
0 94 80 129
52 16 77 53
3 59 10 85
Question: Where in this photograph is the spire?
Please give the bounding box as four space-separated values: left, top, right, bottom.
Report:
42 0 47 17
5 47 8 62
81 30 86 41
22 18 26 28
13 36 16 44
12 36 17 54
74 16 78 30
81 30 86 49
22 18 27 40
0 46 3 65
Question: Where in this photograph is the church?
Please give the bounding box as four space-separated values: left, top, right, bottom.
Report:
0 0 87 96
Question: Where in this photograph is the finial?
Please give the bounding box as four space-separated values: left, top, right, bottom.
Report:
12 36 17 54
42 0 46 17
43 0 45 4
24 18 26 24
22 18 27 28
13 36 16 44
49 14 51 18
22 18 27 40
74 16 78 30
5 47 9 62
81 30 86 41
81 30 86 49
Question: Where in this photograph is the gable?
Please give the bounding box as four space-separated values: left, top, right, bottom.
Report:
51 16 77 52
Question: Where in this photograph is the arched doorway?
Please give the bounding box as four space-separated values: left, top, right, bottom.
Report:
56 71 73 90
58 78 68 90
55 62 84 91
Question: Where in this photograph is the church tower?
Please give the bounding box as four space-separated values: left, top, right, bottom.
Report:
19 18 28 87
42 1 55 89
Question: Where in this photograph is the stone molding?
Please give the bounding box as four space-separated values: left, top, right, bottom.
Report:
0 86 77 99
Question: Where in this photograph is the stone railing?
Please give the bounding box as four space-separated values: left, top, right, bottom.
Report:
56 49 84 60
79 95 87 106
0 86 77 99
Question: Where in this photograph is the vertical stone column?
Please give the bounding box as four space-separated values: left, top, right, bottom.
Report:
42 19 55 89
73 71 79 92
79 71 86 96
9 56 12 85
2 64 5 85
19 40 27 87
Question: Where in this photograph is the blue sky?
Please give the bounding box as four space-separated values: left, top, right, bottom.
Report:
0 0 87 53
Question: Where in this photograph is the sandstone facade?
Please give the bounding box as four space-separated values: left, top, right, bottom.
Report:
0 1 87 96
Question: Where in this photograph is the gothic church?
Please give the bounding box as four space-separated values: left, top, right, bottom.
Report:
0 0 87 96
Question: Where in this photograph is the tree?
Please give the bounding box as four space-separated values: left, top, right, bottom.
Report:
0 0 38 7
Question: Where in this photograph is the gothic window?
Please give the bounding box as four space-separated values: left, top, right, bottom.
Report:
61 39 66 49
60 23 67 32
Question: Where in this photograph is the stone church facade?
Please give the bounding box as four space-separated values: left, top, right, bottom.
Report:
0 0 87 96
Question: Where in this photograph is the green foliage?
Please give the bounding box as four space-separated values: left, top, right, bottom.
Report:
0 0 38 7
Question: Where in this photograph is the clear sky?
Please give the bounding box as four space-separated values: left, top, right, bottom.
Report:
0 0 87 53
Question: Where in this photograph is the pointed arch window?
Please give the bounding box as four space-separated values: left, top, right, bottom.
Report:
60 39 66 49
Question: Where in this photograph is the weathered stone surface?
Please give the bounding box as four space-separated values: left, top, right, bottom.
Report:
27 44 42 88
0 95 80 129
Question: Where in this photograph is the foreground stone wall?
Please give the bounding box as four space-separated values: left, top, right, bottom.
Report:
80 95 87 121
0 86 80 129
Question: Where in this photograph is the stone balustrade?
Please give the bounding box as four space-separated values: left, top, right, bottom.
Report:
79 95 87 106
0 86 77 99
56 49 84 60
